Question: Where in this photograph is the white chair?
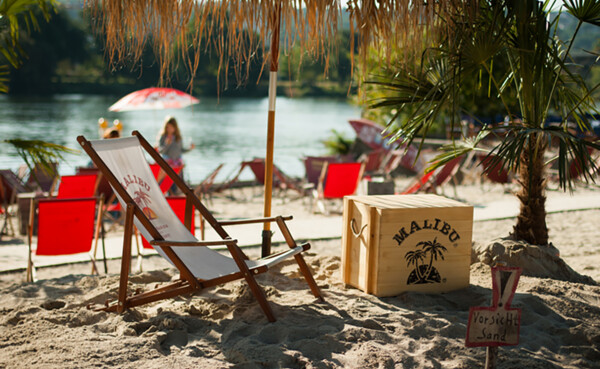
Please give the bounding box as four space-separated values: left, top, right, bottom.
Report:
77 132 323 322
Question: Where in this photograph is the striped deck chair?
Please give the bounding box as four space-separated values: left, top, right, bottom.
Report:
77 132 322 322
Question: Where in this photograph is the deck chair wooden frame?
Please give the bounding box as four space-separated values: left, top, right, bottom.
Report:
0 169 27 238
77 132 322 322
193 163 224 204
220 158 303 197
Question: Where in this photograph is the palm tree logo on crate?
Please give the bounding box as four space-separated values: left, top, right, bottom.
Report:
404 237 447 284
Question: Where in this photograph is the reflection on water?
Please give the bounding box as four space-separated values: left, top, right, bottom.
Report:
0 94 361 183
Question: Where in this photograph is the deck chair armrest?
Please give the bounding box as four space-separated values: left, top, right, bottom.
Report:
218 215 293 226
149 239 238 247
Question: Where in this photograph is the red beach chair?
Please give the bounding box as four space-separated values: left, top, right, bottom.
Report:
400 156 464 196
193 163 224 203
220 158 302 196
478 154 510 184
56 174 99 199
26 197 102 282
313 162 365 215
150 163 184 194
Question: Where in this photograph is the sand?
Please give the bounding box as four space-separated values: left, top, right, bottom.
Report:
0 181 599 368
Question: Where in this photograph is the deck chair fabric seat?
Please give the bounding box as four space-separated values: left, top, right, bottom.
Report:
56 174 99 199
150 163 183 194
26 197 101 281
79 133 322 321
36 198 98 255
313 162 365 215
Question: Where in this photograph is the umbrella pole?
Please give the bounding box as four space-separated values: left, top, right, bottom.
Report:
262 3 281 258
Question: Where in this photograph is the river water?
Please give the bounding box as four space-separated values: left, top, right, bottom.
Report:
0 94 361 184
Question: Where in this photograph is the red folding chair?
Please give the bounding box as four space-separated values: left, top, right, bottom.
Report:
56 174 99 199
478 154 510 184
193 163 224 203
400 171 436 195
219 158 302 196
150 163 184 194
139 197 195 249
313 162 365 215
26 197 102 282
401 156 464 196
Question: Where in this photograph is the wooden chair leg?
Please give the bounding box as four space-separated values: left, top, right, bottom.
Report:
26 199 35 283
117 204 135 313
275 217 323 301
242 271 276 322
294 253 323 300
227 244 276 322
134 227 143 273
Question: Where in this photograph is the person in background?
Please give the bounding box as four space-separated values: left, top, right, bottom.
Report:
103 127 121 139
87 125 121 168
98 117 123 139
157 116 194 167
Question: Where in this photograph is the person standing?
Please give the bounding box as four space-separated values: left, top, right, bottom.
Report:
157 116 194 167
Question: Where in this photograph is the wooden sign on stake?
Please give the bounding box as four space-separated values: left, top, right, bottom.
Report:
466 266 522 369
466 266 522 347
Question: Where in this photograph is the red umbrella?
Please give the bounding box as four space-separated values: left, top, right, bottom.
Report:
108 87 199 112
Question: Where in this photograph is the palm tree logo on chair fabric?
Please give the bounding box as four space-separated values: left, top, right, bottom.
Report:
133 190 157 220
405 237 447 284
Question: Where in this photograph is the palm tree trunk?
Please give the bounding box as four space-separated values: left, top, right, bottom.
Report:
513 133 549 245
414 260 423 281
423 253 434 281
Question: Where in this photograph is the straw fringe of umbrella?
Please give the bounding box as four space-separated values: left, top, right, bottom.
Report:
85 0 462 86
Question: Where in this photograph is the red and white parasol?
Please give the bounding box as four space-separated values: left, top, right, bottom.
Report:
108 87 199 112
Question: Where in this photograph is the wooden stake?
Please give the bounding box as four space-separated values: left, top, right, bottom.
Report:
485 346 497 369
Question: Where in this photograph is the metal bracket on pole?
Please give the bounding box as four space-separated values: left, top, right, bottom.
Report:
261 230 273 258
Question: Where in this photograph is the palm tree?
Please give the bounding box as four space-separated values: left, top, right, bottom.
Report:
418 238 447 282
405 249 426 281
367 0 600 247
133 190 152 210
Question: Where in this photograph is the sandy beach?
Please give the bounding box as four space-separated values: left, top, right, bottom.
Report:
0 180 599 368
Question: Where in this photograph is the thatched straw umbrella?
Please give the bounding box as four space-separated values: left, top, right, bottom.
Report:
85 0 450 255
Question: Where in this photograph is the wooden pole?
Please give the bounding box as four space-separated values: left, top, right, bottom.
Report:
262 3 281 258
485 346 497 369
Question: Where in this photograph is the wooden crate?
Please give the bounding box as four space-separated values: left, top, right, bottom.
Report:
341 194 473 296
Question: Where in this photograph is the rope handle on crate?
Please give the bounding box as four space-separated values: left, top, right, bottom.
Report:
350 218 368 238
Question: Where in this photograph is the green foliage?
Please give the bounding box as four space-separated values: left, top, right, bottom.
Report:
3 138 76 177
322 129 353 155
0 0 56 92
366 0 600 190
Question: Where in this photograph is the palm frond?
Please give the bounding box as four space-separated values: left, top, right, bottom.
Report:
426 128 491 173
565 0 600 26
3 139 77 179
